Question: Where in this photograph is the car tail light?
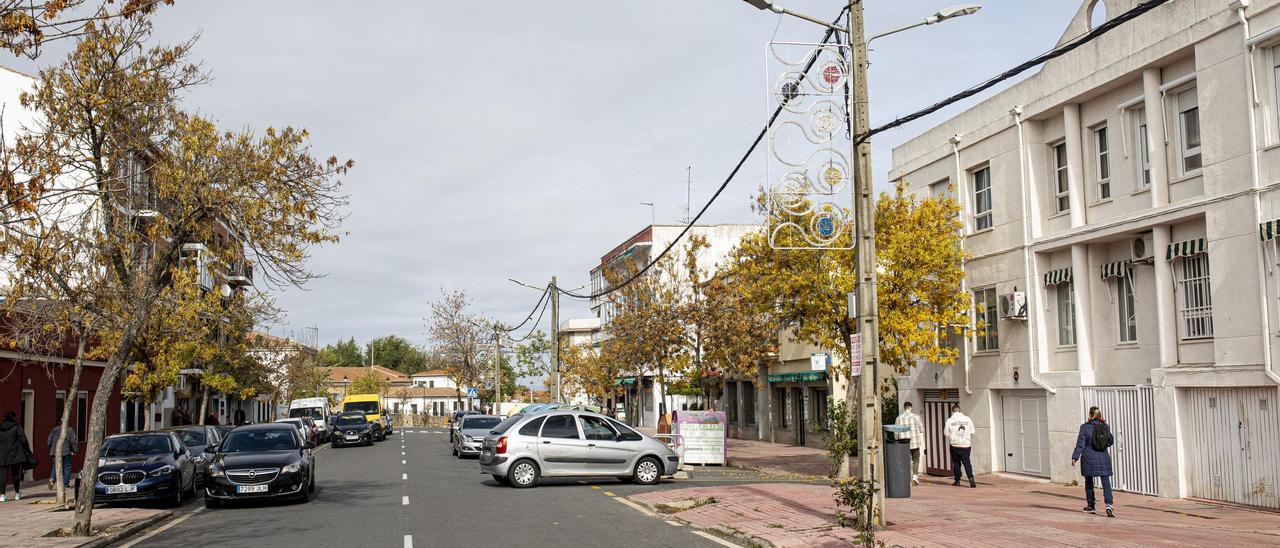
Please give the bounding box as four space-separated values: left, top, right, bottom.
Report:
496 436 508 454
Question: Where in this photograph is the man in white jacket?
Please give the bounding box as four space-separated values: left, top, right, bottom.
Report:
895 402 925 486
943 405 976 488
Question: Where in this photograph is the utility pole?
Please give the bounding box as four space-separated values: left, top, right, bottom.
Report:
848 0 885 528
551 275 561 403
492 324 501 411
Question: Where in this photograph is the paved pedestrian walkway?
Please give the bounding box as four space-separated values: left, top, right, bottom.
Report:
0 481 170 547
632 474 1280 547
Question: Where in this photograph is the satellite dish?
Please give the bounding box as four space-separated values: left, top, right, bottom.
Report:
220 284 232 298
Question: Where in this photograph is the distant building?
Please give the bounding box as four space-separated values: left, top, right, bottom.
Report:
325 366 476 415
589 224 758 427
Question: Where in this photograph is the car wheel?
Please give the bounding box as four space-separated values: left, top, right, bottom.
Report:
451 445 458 456
308 471 316 493
633 457 662 486
492 474 510 485
365 437 373 447
169 475 184 507
297 484 310 503
204 496 220 509
330 442 339 449
508 459 539 489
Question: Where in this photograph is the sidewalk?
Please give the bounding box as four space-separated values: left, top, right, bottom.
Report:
634 475 1280 547
633 437 1280 547
0 481 171 547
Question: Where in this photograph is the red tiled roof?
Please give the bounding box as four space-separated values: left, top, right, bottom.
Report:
409 369 449 377
325 366 409 384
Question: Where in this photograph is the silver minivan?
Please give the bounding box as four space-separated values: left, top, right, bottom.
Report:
479 410 679 488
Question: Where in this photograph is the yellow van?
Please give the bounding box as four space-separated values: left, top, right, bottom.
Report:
340 394 387 441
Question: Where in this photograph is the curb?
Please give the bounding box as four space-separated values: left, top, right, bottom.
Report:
77 511 173 548
627 496 771 548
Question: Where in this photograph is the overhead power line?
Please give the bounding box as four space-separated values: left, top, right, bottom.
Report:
558 7 850 301
505 290 551 343
856 0 1172 145
498 283 551 334
559 0 1168 302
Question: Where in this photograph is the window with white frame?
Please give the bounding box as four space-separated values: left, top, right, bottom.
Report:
1056 282 1076 346
971 167 992 231
974 287 998 351
1176 87 1201 174
1135 108 1151 189
1116 274 1137 343
1177 254 1213 339
1093 125 1111 200
1052 141 1070 213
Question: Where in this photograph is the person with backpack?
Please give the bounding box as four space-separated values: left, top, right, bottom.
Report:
1072 406 1115 517
943 404 976 488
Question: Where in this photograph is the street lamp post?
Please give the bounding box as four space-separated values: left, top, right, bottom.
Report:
740 0 981 528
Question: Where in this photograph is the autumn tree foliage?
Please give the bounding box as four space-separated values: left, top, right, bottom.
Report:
601 258 688 415
0 0 171 59
0 17 349 535
427 290 491 407
348 368 387 395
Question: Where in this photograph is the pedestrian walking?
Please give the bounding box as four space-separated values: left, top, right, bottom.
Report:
1072 406 1116 517
943 404 975 488
234 407 246 426
46 423 77 489
895 401 926 486
205 412 220 426
0 411 31 501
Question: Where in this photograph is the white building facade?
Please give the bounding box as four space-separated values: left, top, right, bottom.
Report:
891 0 1280 508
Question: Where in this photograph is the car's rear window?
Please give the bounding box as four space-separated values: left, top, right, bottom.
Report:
336 416 366 426
491 414 524 434
171 429 206 446
461 417 501 430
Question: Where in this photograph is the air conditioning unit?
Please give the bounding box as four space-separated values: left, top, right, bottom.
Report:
1131 233 1154 263
999 291 1027 320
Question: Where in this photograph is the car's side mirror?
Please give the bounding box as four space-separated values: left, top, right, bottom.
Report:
303 441 316 450
203 445 217 454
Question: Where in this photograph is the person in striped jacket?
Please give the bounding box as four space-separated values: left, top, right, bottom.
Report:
896 402 926 486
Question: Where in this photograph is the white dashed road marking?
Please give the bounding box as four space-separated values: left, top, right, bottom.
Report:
402 495 410 505
402 460 406 465
404 535 413 548
402 473 407 480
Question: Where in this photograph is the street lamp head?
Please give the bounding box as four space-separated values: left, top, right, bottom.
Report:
743 0 773 10
933 4 981 22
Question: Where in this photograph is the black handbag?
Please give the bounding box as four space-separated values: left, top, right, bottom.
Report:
22 440 38 470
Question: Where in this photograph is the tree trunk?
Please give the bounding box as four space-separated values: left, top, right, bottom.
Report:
54 329 88 506
198 385 209 426
143 397 154 431
72 357 126 535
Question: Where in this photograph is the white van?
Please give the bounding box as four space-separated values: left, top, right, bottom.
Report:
288 397 332 442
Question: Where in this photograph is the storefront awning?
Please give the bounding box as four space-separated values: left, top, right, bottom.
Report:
1043 267 1072 287
1261 219 1280 242
1100 260 1131 280
615 376 637 385
767 371 827 384
1166 237 1206 260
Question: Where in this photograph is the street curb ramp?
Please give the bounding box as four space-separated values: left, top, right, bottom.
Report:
76 511 173 548
627 497 770 548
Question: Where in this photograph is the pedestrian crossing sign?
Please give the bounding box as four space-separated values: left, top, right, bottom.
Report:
467 387 479 398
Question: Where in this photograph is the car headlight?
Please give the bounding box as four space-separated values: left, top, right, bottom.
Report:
282 463 301 474
464 435 474 442
150 465 174 477
208 466 224 477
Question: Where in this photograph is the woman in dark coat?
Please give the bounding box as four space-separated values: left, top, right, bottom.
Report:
0 411 31 501
1072 406 1115 517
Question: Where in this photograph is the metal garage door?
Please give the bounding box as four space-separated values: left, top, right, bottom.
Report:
1082 386 1158 496
1185 387 1280 509
1002 394 1050 477
923 389 958 476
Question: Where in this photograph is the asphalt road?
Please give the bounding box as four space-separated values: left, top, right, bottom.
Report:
125 428 730 548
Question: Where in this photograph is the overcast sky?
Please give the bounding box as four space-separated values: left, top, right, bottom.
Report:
11 0 1081 351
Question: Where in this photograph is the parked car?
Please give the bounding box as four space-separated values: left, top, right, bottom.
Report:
203 423 316 508
214 425 236 438
274 418 313 444
340 393 386 441
452 415 502 458
480 410 678 488
330 413 375 447
160 425 224 488
299 417 320 444
288 397 332 442
81 431 196 507
448 409 480 445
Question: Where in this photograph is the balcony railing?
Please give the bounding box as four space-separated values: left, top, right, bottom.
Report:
227 261 254 288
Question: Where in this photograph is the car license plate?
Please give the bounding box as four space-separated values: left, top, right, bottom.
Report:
105 484 137 494
345 435 358 441
236 484 269 494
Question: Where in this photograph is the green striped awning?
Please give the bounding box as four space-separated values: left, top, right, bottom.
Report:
1166 237 1206 260
1044 268 1072 287
615 376 637 385
767 371 827 384
1100 260 1132 280
1261 219 1280 242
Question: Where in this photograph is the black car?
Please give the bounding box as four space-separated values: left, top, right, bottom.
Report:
160 425 223 488
330 413 375 448
203 423 316 508
84 431 196 507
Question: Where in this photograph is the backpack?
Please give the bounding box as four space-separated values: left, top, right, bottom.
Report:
1090 421 1111 452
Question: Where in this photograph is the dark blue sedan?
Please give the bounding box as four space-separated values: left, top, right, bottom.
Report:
82 431 197 507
